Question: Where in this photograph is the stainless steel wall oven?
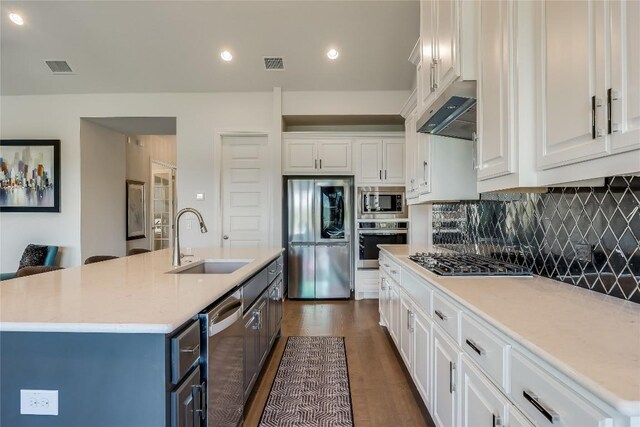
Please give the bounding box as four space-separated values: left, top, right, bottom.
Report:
357 221 408 268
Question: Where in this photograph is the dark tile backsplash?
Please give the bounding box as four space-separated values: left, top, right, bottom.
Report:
432 176 640 303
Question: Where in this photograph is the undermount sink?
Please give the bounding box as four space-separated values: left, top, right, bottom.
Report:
170 259 252 275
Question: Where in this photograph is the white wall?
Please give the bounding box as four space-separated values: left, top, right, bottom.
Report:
0 90 409 270
80 120 127 261
126 135 176 253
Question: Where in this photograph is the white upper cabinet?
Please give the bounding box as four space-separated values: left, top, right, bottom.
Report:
413 133 478 204
282 136 352 175
476 0 538 192
355 138 405 185
609 0 640 154
316 140 352 172
477 0 512 180
417 0 477 116
537 0 608 169
405 109 420 199
419 0 437 112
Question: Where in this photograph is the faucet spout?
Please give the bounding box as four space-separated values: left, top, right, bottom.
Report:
173 208 208 267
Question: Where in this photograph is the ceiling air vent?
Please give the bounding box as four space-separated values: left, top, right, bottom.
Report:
263 57 285 71
44 60 74 74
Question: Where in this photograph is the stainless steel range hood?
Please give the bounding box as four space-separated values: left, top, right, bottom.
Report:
416 80 477 140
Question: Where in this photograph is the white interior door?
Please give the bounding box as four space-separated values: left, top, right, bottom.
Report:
221 135 270 248
151 164 176 251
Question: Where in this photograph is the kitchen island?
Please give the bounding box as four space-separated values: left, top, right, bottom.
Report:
378 244 640 425
0 247 283 427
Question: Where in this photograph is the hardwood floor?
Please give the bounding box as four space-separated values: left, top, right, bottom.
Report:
243 299 435 427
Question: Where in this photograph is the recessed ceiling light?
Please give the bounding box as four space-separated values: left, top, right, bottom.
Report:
220 51 233 62
327 49 339 60
9 13 24 26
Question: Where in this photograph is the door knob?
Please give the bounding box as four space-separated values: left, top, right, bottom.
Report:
223 235 229 240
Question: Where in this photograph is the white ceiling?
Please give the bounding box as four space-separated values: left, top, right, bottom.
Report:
1 1 419 96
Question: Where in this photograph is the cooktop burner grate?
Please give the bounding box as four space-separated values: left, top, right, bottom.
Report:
409 252 532 276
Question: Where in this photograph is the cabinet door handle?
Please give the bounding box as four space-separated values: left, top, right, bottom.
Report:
607 88 612 134
315 159 318 169
384 170 387 180
465 338 485 356
406 308 411 330
379 170 382 180
523 390 560 424
409 312 415 332
591 95 596 139
319 159 322 169
492 414 502 427
472 132 479 170
449 361 455 393
430 63 435 91
435 309 447 321
180 344 200 355
433 60 439 89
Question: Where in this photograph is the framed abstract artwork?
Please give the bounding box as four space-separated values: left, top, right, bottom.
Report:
0 139 61 212
126 180 146 240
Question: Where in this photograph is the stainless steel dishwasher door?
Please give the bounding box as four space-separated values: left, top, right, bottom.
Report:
201 290 244 427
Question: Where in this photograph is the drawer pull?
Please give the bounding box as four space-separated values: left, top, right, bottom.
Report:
390 269 398 274
449 361 456 393
384 263 390 268
180 344 200 355
465 338 486 356
492 414 502 427
523 389 560 424
435 310 447 321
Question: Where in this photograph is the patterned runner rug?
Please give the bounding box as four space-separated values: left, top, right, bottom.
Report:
258 336 354 427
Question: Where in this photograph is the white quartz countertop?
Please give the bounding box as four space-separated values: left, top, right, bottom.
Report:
379 244 640 416
0 247 283 334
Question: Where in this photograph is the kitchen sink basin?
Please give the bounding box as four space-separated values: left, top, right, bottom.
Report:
170 259 252 275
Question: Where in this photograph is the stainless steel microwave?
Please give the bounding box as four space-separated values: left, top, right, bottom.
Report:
357 186 407 219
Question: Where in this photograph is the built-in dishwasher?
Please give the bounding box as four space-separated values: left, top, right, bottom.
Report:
200 289 244 427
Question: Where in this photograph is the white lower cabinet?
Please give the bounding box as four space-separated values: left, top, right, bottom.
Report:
460 355 509 427
511 351 614 427
379 253 631 427
413 308 432 412
379 273 390 326
433 325 459 427
389 284 401 345
399 293 414 370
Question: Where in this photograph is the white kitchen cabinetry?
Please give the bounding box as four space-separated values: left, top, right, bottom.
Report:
413 132 478 203
282 137 352 174
405 107 420 200
535 0 640 180
356 138 405 185
432 325 459 427
412 308 432 411
417 0 477 116
609 0 640 154
537 0 608 169
476 0 538 192
460 355 509 427
389 283 401 345
378 273 390 327
399 292 414 371
378 250 633 427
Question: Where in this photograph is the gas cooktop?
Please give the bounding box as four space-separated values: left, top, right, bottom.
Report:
409 252 532 277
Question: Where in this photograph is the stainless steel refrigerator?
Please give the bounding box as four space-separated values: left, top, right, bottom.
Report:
287 178 352 299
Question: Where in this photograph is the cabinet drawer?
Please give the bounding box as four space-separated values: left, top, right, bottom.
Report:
433 292 461 344
385 258 402 284
511 351 614 427
460 313 509 392
400 268 432 318
170 320 201 385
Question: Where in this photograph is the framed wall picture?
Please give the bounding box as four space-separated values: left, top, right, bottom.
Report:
126 180 146 240
0 139 61 212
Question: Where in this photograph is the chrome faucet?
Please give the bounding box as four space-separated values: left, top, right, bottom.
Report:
173 208 208 267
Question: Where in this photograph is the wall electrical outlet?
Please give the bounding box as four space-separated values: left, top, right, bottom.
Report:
20 390 59 416
575 243 593 263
